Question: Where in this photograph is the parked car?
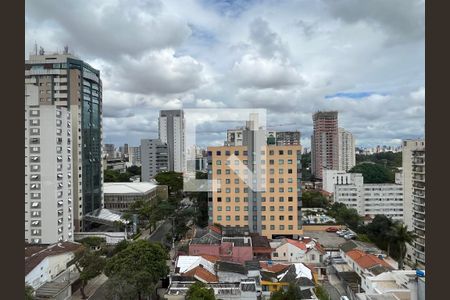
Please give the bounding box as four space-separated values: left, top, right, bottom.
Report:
337 230 350 237
344 233 356 240
326 227 339 232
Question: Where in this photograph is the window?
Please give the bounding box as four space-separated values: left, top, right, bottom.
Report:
216 151 221 156
279 197 284 202
288 206 293 211
279 169 284 174
30 110 39 116
226 179 231 184
270 178 275 184
235 216 240 221
279 178 284 183
234 197 240 202
234 150 239 156
270 225 275 230
217 216 222 221
225 169 231 174
279 216 285 221
234 178 239 184
226 206 231 211
235 206 240 211
217 169 222 175
269 150 274 155
278 159 284 164
217 197 222 202
288 150 292 155
269 160 274 165
261 206 266 211
279 206 285 211
226 216 231 221
280 225 285 230
216 160 222 165
279 150 284 155
270 206 275 211
288 225 293 230
218 206 222 211
235 188 240 193
225 150 230 156
270 197 275 202
30 128 40 135
226 188 231 193
288 197 293 202
288 169 293 174
279 187 284 193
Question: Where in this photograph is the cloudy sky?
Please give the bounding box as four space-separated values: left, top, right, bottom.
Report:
25 0 424 149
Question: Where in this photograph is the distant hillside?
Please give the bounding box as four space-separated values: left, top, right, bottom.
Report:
356 151 402 170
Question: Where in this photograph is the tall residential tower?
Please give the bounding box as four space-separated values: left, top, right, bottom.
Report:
25 51 103 233
159 110 185 172
338 128 356 171
311 111 339 179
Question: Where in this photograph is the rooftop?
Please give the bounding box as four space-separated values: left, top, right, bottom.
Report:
25 242 83 275
183 265 218 283
103 182 159 194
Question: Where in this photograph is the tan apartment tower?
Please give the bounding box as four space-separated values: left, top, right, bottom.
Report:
311 111 339 179
207 120 303 239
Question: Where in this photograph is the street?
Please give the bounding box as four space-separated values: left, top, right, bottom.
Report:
148 219 173 244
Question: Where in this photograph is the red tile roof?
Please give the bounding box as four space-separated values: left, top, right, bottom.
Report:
25 242 84 275
314 242 326 254
286 239 307 250
347 249 392 270
200 254 220 263
260 262 290 273
208 225 222 235
183 265 218 283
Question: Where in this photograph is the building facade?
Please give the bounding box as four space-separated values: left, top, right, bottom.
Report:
104 143 115 159
128 146 142 166
207 144 303 239
159 110 185 172
311 111 339 179
25 84 74 244
333 172 404 221
25 52 103 232
276 131 301 146
411 142 425 266
338 128 355 171
103 182 168 211
141 139 168 181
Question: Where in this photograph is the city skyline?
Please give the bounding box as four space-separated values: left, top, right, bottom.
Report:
25 0 424 148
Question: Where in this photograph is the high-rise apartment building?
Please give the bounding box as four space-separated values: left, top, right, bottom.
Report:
276 131 301 146
226 128 245 146
331 172 404 221
402 139 425 266
208 120 303 239
104 143 115 159
25 51 103 232
338 128 356 171
159 110 185 172
311 111 339 179
141 139 169 181
123 143 129 155
128 146 141 167
25 84 74 244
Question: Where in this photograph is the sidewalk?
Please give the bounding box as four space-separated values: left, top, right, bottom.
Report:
71 274 108 300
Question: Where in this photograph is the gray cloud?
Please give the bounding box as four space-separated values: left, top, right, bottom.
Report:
25 0 424 148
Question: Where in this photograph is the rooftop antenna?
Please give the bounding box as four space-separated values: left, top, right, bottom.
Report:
39 46 45 55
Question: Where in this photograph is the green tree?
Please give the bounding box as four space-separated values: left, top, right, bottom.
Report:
186 282 216 300
327 202 362 230
391 223 416 269
302 191 330 208
127 165 141 176
154 171 183 195
104 240 170 300
104 169 132 182
314 285 330 300
72 248 106 299
349 163 395 183
365 215 394 250
25 284 34 300
270 283 302 300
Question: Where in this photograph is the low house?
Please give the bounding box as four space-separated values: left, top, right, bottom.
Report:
270 238 326 265
259 262 316 300
250 233 272 260
189 227 253 264
343 249 393 293
25 242 83 299
355 270 422 300
216 261 249 283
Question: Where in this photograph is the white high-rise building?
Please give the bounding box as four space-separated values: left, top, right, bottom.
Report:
338 128 356 171
25 84 74 244
159 110 185 172
331 171 404 221
402 139 425 266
